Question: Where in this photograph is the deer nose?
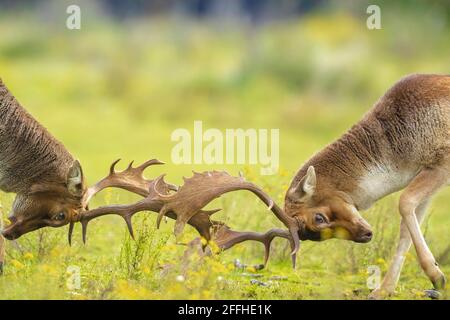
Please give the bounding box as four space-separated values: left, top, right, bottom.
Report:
358 230 373 243
1 220 21 240
2 228 18 240
363 231 373 239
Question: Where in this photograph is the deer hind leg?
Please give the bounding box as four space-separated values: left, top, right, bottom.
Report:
369 200 429 299
398 167 448 291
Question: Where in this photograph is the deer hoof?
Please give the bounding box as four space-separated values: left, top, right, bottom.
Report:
424 289 441 300
0 262 3 275
367 288 391 300
432 273 446 290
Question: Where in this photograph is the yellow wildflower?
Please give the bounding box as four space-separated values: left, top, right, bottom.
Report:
23 252 34 260
246 266 257 273
10 259 25 269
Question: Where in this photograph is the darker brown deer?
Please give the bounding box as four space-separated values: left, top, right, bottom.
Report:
0 79 86 241
284 74 449 298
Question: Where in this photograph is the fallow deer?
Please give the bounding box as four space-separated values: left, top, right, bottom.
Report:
284 74 449 298
0 78 299 270
0 78 86 243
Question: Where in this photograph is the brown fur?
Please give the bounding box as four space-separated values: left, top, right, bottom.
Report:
0 79 85 240
0 79 75 193
0 207 4 274
285 74 450 297
288 74 449 200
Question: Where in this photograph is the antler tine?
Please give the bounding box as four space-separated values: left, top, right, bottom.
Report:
79 179 167 243
213 225 298 268
83 158 168 206
238 186 300 257
68 221 75 246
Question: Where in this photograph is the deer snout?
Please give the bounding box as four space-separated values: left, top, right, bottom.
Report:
349 217 372 243
1 217 23 240
354 227 373 243
1 225 21 240
357 230 373 243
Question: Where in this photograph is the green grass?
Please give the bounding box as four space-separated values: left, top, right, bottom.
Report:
0 4 449 299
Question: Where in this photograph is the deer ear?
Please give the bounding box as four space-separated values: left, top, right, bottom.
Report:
288 166 316 202
67 160 84 196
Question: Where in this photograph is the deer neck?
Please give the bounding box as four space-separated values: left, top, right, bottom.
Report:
0 80 74 194
298 120 420 211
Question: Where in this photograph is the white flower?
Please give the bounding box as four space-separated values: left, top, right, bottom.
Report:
176 275 185 282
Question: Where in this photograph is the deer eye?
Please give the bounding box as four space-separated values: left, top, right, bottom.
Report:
53 212 66 221
314 213 327 225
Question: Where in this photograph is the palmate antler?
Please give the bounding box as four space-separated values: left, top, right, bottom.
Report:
72 159 300 267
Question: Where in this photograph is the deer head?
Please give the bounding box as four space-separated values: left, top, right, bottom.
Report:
2 160 86 240
285 166 373 243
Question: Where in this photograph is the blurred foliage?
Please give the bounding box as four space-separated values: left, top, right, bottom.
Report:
0 1 449 299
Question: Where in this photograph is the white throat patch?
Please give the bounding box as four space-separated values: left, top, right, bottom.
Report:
357 164 417 208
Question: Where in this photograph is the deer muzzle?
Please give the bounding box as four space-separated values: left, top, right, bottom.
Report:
1 221 21 240
1 217 45 240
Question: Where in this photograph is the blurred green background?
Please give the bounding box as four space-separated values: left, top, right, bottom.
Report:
0 0 449 299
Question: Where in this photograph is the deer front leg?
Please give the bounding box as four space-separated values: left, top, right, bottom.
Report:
369 201 429 299
0 234 4 275
0 209 4 275
398 167 447 291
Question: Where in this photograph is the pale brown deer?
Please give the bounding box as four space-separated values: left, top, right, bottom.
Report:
0 78 299 270
284 74 449 298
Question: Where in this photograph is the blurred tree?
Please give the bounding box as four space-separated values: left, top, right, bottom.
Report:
0 0 325 22
1 0 448 24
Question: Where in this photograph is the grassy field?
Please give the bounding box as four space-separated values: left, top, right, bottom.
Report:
0 3 449 299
